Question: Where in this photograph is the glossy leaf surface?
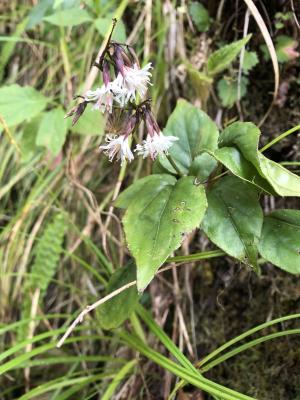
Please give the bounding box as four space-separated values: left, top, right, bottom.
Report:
159 99 219 174
214 147 275 194
219 122 300 196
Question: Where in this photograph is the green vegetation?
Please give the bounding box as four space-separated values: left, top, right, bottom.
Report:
1 1 299 399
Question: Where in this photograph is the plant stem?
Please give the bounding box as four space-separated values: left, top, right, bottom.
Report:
280 161 300 166
260 123 300 152
167 250 225 263
166 154 183 177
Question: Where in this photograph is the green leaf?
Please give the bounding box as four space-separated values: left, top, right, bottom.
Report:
189 152 217 183
70 109 105 136
207 35 251 76
258 153 300 197
158 99 219 174
97 261 139 330
0 84 48 127
19 116 42 162
258 210 300 274
43 8 92 27
201 176 263 268
116 175 207 290
94 17 126 42
242 50 259 74
27 0 53 29
217 77 248 108
275 35 299 63
219 122 300 197
218 121 259 161
36 107 67 156
214 147 275 194
188 2 211 32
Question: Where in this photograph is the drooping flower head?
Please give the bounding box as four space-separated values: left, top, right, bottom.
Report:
121 63 152 101
135 107 178 160
99 112 138 164
99 134 134 165
66 19 179 166
85 86 114 113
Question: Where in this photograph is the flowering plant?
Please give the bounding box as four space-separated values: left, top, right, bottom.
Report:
67 21 300 296
67 19 178 165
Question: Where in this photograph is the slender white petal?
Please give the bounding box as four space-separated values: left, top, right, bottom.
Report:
84 64 152 111
109 75 131 107
135 131 178 159
84 85 114 113
121 63 152 101
100 135 134 164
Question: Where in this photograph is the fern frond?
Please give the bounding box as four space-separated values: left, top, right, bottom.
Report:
29 212 66 296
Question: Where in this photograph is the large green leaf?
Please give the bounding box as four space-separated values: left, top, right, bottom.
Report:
219 122 300 197
207 35 251 76
43 8 92 27
158 99 219 174
36 107 67 156
0 84 48 127
214 147 275 194
97 261 139 330
201 176 263 268
258 210 300 274
116 175 207 290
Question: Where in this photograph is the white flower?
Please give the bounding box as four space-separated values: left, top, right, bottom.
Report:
135 131 178 159
109 74 131 106
84 76 132 112
84 63 152 112
121 63 152 101
85 86 114 113
100 134 134 164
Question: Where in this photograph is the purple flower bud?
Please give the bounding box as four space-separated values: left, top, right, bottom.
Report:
102 60 110 87
144 109 157 137
149 111 161 133
123 113 139 138
114 45 125 77
65 101 87 126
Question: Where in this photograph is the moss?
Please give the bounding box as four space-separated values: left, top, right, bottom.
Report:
192 262 300 399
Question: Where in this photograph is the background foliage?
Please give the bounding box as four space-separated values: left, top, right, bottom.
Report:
0 1 300 399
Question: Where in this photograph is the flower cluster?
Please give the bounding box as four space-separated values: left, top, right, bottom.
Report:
67 20 178 165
